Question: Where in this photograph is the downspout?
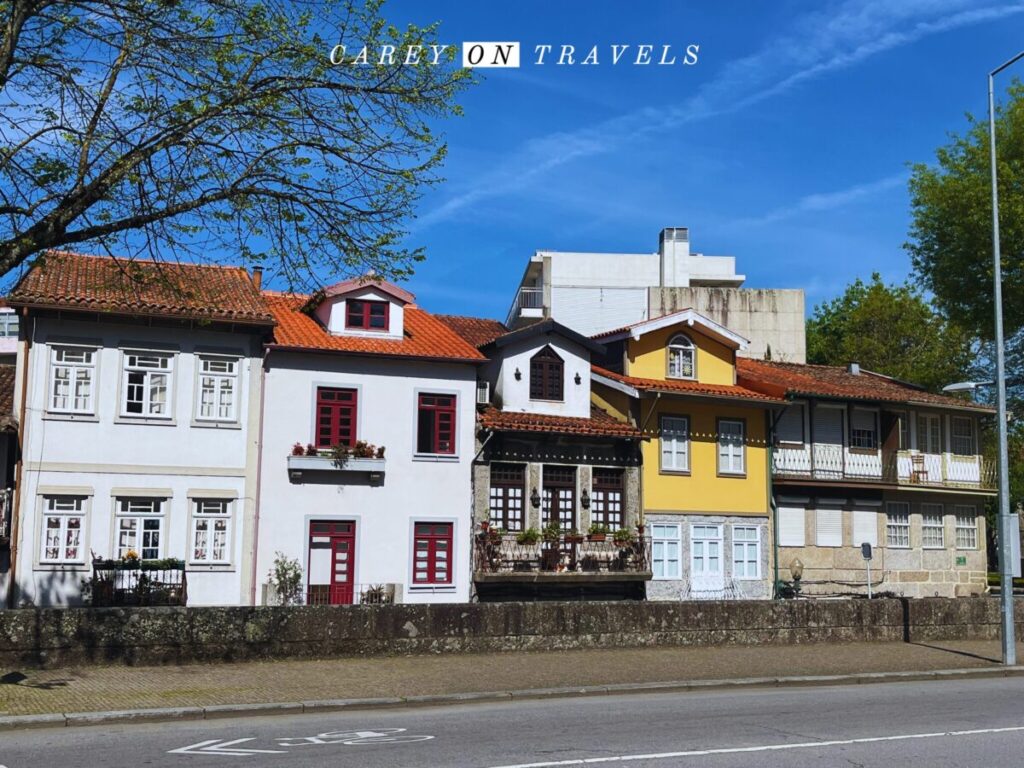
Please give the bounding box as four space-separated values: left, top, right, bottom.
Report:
637 392 661 528
7 308 31 609
248 347 269 606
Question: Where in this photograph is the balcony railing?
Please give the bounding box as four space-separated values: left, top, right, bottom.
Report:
505 286 545 326
473 532 652 578
772 444 996 491
306 583 397 606
89 559 188 606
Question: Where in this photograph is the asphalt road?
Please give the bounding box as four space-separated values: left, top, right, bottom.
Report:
3 676 1024 767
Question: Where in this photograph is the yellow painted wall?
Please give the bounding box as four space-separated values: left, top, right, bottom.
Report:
626 325 734 386
641 400 769 517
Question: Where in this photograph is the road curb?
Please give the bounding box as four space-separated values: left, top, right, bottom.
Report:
3 665 1024 731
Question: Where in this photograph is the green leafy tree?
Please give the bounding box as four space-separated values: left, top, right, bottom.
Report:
806 273 975 393
0 0 470 284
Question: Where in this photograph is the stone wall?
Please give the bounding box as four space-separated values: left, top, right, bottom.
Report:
0 597 1019 669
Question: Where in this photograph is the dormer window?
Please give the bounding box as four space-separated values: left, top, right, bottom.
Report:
529 346 564 401
667 334 695 379
346 299 389 331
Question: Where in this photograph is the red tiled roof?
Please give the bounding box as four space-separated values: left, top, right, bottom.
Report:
322 277 415 304
479 405 641 438
593 366 784 404
435 314 508 348
736 358 995 412
265 292 486 362
8 250 273 325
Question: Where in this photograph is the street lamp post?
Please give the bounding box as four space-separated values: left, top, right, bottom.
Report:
987 50 1024 666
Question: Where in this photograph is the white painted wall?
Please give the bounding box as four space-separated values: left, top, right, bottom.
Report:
488 334 592 419
257 352 477 605
313 286 405 339
13 316 262 607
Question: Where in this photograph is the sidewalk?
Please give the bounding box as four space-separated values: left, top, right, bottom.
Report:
2 639 1023 719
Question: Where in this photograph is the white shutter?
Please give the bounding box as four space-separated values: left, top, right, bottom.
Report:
776 406 804 444
852 510 877 548
815 508 843 547
813 406 843 448
778 507 806 547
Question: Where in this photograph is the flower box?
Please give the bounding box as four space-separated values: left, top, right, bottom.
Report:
287 454 386 483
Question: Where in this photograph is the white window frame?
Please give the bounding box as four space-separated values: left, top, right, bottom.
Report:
849 408 878 450
0 310 19 338
48 345 97 415
115 497 166 560
651 523 681 580
690 523 723 577
955 506 978 550
120 350 174 419
660 415 690 473
666 334 696 380
731 525 761 580
189 499 233 565
921 503 945 549
39 496 87 565
886 502 911 549
717 419 745 475
950 417 975 457
917 413 942 454
195 355 240 423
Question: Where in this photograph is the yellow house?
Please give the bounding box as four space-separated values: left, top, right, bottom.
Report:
590 310 782 600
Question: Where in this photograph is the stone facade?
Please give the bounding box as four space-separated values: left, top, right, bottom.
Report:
645 513 771 601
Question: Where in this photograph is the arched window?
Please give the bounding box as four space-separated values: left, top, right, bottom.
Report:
529 345 564 401
667 334 696 379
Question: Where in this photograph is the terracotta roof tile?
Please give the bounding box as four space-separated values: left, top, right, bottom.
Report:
593 366 784 404
479 405 640 438
434 314 508 348
8 250 273 325
736 358 994 412
265 293 486 362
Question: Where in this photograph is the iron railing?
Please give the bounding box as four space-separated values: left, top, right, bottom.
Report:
306 583 397 606
90 561 188 606
474 532 651 576
772 445 996 490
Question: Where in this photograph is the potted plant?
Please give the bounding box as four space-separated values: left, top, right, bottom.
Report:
613 528 636 546
516 527 540 546
291 442 305 456
587 523 610 542
488 526 505 545
541 522 562 544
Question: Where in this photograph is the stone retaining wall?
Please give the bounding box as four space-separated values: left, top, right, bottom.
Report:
0 597 1019 668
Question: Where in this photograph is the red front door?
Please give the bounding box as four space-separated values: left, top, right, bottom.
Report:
308 521 356 605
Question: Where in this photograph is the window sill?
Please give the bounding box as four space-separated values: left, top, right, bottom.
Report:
922 545 946 550
887 545 911 550
114 416 176 426
848 447 879 455
659 468 691 476
408 585 456 591
190 419 242 430
717 471 747 479
186 564 236 572
43 412 99 423
413 453 460 463
34 563 88 572
665 375 697 382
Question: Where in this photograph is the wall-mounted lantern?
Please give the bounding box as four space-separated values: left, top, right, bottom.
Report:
530 488 541 508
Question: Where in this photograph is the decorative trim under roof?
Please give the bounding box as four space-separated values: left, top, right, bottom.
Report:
593 308 749 350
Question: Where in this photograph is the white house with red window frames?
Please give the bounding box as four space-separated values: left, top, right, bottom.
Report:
256 278 483 605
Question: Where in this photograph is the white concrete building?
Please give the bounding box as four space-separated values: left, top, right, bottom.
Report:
506 227 806 362
4 251 271 607
257 279 483 605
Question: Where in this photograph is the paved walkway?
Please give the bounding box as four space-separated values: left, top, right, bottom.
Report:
1 640 1021 717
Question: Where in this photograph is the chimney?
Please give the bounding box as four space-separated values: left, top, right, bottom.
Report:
847 362 860 375
658 227 690 288
252 266 263 290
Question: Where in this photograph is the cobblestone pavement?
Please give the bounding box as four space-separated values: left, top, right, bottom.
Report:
0 640 1020 716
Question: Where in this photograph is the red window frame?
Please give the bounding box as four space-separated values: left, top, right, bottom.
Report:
345 299 390 331
315 387 357 449
413 522 452 585
417 393 456 455
529 346 564 401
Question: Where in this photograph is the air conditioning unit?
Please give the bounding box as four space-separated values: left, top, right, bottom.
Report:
476 380 490 405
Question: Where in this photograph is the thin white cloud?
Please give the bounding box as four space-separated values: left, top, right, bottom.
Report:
415 0 1024 229
734 173 908 227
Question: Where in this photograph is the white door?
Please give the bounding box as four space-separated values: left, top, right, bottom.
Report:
813 406 844 478
690 524 724 596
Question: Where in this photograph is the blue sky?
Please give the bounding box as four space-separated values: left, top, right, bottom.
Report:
380 0 1024 320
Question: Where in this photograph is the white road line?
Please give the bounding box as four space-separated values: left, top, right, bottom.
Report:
484 724 1024 768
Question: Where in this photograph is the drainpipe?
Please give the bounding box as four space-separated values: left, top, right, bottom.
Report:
248 347 270 606
7 308 31 609
637 393 661 528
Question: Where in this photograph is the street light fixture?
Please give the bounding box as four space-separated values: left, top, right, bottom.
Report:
985 50 1024 666
941 381 995 394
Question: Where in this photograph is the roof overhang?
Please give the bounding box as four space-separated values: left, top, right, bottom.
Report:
487 318 605 355
595 308 749 350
